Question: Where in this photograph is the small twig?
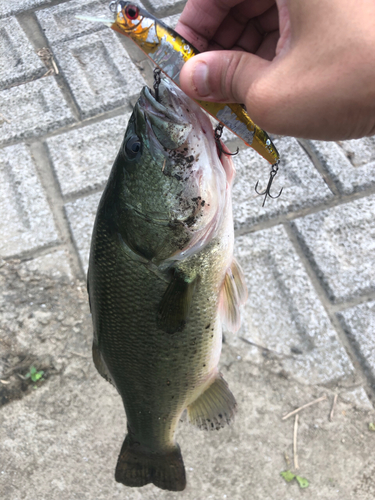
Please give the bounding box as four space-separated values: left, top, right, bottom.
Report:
0 379 10 384
2 359 32 378
43 69 55 78
284 451 291 469
70 351 90 358
0 112 11 124
51 58 59 75
161 158 166 172
37 47 59 75
282 395 327 420
329 394 338 422
293 414 299 470
239 336 292 358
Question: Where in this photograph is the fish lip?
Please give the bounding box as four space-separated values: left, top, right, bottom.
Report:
140 86 186 125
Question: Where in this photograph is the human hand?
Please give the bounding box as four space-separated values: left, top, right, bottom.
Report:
176 0 375 140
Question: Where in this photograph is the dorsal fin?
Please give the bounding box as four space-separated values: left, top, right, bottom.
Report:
219 258 248 333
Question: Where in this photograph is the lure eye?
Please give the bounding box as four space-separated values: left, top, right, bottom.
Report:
125 4 139 19
125 135 142 159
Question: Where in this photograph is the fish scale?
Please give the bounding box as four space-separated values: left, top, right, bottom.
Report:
91 220 225 444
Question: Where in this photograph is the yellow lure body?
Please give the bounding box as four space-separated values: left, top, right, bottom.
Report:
111 2 279 164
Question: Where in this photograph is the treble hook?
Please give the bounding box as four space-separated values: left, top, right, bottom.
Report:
254 160 283 207
214 123 239 159
153 67 161 102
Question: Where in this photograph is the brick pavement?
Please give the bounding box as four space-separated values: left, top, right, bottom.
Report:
0 1 374 499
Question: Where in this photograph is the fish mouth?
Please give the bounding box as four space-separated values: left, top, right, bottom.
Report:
139 79 193 149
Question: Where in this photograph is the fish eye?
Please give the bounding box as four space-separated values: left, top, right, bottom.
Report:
125 135 142 159
115 1 127 13
125 4 139 19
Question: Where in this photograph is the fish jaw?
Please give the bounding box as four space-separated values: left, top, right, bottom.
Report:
129 77 230 259
139 86 192 149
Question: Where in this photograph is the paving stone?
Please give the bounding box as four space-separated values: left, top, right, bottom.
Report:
0 17 46 90
0 77 75 145
232 137 333 230
146 0 186 16
338 137 375 167
46 112 131 197
309 137 375 194
51 29 145 119
337 301 375 381
0 0 53 19
20 249 74 281
339 387 374 412
65 192 102 272
36 0 113 45
231 225 355 385
0 144 58 258
293 195 375 303
162 13 180 29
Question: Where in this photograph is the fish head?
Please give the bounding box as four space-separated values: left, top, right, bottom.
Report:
114 76 232 263
110 2 152 38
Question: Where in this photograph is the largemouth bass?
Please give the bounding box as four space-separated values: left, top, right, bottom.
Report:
87 76 247 491
76 1 279 165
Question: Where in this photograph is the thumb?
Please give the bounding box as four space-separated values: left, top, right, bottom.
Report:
179 50 271 105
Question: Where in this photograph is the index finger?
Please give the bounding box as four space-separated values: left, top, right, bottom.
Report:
175 0 274 51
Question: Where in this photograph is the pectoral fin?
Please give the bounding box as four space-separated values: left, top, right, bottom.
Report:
220 259 248 333
157 270 198 334
187 374 237 430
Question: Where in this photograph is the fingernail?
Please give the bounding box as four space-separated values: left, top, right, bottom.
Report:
192 62 210 97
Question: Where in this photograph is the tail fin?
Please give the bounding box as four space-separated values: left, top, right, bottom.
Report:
115 434 186 491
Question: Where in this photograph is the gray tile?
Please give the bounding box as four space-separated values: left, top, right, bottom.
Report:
309 137 375 194
65 192 102 272
337 301 375 381
339 387 374 412
0 144 58 257
0 77 75 145
231 225 355 385
19 249 74 281
36 0 113 45
146 0 186 16
0 0 53 19
162 13 180 29
293 195 375 303
232 137 333 229
46 113 131 197
338 137 375 167
0 17 46 90
51 29 145 119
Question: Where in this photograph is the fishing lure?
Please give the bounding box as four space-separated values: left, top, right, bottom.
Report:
77 1 280 166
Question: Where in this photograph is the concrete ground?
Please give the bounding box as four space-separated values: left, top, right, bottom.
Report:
1 1 375 499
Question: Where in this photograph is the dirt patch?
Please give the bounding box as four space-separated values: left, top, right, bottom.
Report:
0 258 92 400
0 351 55 406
